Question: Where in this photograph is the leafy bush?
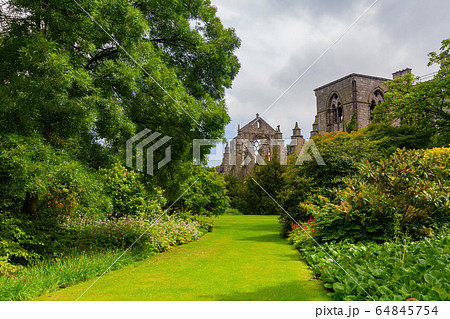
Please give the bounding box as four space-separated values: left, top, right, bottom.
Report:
99 162 166 218
299 148 450 242
187 214 215 232
287 217 316 250
181 167 230 216
0 213 41 275
425 147 450 182
0 134 106 219
359 148 449 236
224 174 247 212
361 123 435 157
241 154 286 215
300 236 450 301
278 133 380 236
63 214 203 253
224 208 242 215
0 134 112 269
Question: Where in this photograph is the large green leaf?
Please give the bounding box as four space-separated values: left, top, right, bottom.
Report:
332 282 345 293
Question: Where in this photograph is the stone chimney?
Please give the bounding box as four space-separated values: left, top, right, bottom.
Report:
392 68 412 80
274 125 283 139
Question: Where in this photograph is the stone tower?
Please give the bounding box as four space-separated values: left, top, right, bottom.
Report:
310 69 412 136
311 72 393 135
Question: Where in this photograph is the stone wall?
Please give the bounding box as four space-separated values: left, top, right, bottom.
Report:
313 73 389 135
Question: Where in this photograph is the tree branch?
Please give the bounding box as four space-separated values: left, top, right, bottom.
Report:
86 48 119 68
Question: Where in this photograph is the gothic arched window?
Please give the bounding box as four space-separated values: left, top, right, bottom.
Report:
369 89 384 121
328 93 342 126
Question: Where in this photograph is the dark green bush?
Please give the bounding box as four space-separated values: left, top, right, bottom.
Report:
187 214 215 232
224 208 242 215
63 214 205 252
224 174 247 212
181 167 230 216
240 154 286 215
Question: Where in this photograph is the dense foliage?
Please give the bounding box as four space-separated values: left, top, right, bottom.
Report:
224 154 286 215
308 148 450 243
300 236 449 301
181 167 230 216
278 132 380 236
281 37 450 301
63 214 208 253
0 0 236 288
372 38 450 145
243 155 286 215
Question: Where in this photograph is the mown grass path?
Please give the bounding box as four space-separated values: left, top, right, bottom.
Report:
36 215 330 301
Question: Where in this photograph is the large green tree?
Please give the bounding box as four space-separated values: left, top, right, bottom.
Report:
372 37 450 144
0 0 240 205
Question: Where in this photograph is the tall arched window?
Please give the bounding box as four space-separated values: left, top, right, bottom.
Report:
368 89 383 121
328 93 342 127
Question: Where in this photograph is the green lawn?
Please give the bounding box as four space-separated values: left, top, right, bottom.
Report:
36 215 330 301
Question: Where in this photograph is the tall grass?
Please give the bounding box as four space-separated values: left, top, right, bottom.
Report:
0 248 151 301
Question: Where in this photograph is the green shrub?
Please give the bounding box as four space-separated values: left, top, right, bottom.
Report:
361 123 435 157
0 213 41 275
287 218 316 250
241 153 286 215
63 214 203 253
224 174 247 212
181 167 230 216
99 162 166 218
300 236 450 301
302 148 450 243
278 132 380 236
186 214 215 232
425 147 450 182
0 134 111 219
0 134 112 269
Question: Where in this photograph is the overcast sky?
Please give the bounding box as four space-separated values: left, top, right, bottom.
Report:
208 0 449 148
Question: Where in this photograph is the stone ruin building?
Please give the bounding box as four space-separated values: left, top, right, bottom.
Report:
217 114 304 179
310 68 412 136
219 68 412 179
